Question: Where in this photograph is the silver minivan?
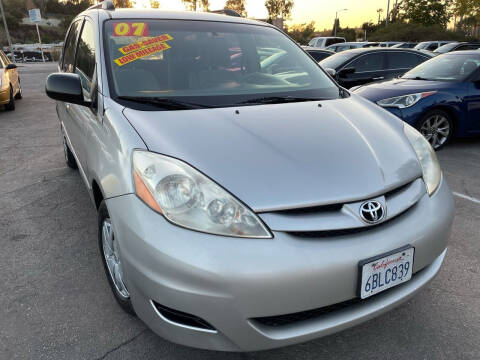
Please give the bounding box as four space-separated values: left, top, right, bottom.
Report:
45 2 454 352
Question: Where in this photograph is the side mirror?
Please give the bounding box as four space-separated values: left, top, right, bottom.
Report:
325 67 337 77
337 67 356 78
5 63 17 70
45 73 90 107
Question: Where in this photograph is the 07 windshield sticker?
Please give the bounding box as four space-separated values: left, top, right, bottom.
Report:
114 42 171 66
113 22 149 37
118 34 173 54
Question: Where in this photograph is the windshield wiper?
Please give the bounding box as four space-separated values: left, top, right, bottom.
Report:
238 96 325 105
118 96 212 110
402 76 432 81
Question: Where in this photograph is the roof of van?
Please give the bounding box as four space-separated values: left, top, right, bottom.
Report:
83 7 267 27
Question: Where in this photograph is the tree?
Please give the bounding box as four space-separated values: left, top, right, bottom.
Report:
265 0 294 20
150 0 159 8
377 8 383 24
182 0 209 11
113 0 133 8
401 0 451 28
286 21 315 44
225 0 246 17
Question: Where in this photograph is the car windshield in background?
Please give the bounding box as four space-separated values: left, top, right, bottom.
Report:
104 20 339 108
434 43 459 54
402 53 480 81
319 51 357 69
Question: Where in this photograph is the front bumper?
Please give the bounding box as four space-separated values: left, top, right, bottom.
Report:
106 178 454 351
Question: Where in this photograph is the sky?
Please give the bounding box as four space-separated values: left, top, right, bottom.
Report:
135 0 391 30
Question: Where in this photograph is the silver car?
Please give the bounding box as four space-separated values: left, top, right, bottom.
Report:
45 2 454 352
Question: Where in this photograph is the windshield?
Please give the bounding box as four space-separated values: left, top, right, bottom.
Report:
402 53 480 81
319 51 356 69
104 20 339 109
434 43 459 54
414 42 429 50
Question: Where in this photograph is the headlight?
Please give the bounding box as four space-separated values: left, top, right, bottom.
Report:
132 150 272 238
377 91 436 109
404 123 441 196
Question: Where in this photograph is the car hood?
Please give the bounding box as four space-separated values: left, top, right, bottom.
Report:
123 96 422 212
353 78 455 102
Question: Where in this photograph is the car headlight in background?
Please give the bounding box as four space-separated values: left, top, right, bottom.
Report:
404 123 441 196
132 150 272 238
377 91 436 109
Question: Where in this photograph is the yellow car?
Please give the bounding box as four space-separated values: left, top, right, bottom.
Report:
0 50 22 111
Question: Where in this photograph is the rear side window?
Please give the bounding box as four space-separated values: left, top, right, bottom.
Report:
349 53 384 72
387 52 424 69
62 20 83 72
426 43 437 51
308 51 330 62
325 38 344 47
75 20 96 95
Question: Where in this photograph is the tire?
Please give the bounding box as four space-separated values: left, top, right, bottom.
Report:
4 86 15 111
62 132 78 169
416 109 453 150
14 80 22 99
98 201 135 315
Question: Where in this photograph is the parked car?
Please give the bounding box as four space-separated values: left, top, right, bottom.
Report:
326 41 379 52
353 51 480 149
307 36 345 48
379 41 403 47
320 48 433 88
302 46 333 61
45 2 454 351
414 41 453 51
434 42 480 54
391 42 418 49
0 50 22 111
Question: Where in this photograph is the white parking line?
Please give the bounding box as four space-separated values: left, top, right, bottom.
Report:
453 192 480 205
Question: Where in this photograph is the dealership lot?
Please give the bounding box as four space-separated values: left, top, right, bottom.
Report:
0 63 479 359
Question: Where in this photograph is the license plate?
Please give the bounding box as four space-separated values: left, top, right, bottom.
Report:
359 246 415 299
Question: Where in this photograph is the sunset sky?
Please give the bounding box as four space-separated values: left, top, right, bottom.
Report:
140 0 391 30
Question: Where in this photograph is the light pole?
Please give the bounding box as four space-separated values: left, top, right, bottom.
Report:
386 0 391 25
334 8 348 37
0 0 13 54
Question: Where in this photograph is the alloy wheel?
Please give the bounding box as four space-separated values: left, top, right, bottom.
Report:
419 115 450 150
102 218 130 299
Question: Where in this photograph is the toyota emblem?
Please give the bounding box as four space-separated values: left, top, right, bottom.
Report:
359 201 385 224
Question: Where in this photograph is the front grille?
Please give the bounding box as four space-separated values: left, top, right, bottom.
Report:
253 298 363 328
252 268 423 328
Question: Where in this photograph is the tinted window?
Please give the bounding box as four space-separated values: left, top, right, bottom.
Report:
325 38 344 47
349 53 384 72
387 52 424 69
62 20 82 72
75 21 96 95
426 43 437 51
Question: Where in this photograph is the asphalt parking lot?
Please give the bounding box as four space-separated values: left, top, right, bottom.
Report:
0 62 479 360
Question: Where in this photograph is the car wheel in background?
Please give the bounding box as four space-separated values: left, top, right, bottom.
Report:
417 109 453 150
62 132 78 169
14 80 22 99
5 86 15 111
98 201 135 315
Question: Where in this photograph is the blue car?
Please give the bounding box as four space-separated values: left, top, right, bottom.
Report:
353 51 480 149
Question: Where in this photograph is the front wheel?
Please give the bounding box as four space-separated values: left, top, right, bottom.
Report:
98 201 135 315
417 110 453 150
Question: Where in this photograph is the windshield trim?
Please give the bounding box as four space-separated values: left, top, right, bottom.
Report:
102 18 340 111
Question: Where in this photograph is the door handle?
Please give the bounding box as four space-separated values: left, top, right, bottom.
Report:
372 77 384 81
